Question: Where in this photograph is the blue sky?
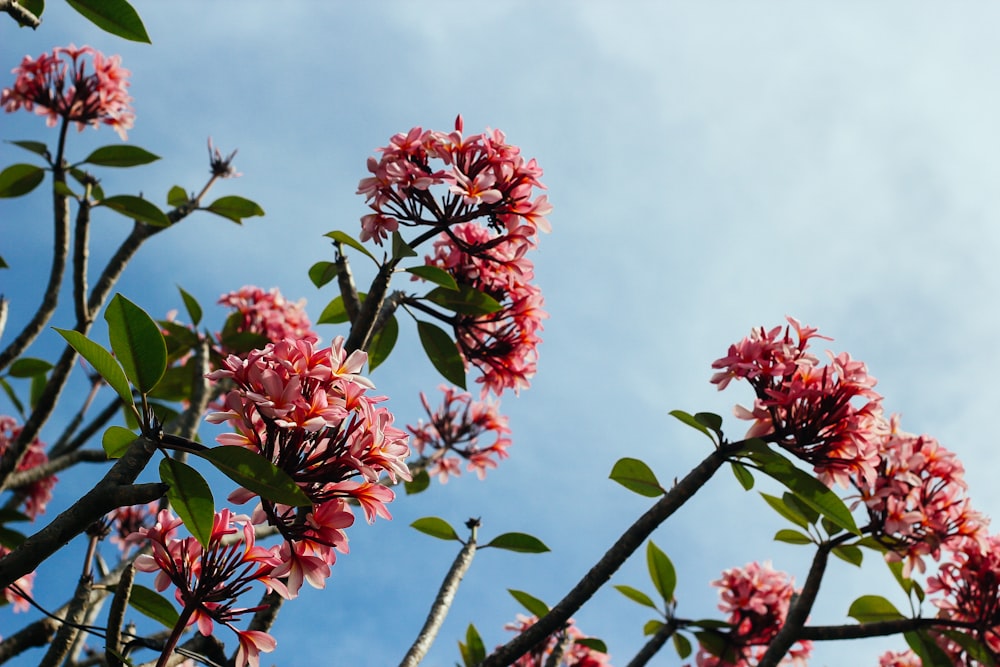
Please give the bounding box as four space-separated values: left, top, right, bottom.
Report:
4 2 1000 665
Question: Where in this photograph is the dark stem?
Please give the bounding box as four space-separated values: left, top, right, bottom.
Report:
38 574 93 667
334 242 361 323
73 195 93 326
0 0 41 27
625 619 677 667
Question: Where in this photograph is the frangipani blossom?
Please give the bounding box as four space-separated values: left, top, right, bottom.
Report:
503 614 613 667
0 415 57 520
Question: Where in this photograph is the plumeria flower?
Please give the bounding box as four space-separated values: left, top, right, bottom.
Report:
0 415 56 520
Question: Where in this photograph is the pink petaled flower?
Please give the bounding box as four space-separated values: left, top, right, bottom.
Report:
1 44 133 138
502 614 613 666
712 318 886 489
0 545 34 613
695 561 812 667
0 415 56 520
927 533 1000 660
217 286 318 352
108 501 159 553
408 385 512 483
356 115 550 246
425 223 547 397
861 415 988 575
878 650 922 667
235 629 277 667
206 337 409 548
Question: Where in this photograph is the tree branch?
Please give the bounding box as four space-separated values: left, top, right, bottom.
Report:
0 0 40 28
625 619 677 667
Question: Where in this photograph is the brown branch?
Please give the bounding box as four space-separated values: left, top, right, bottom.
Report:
345 261 398 353
39 574 94 667
73 195 93 326
334 243 361 323
0 617 58 663
0 0 40 27
800 617 976 641
625 619 677 667
105 564 135 667
6 449 106 488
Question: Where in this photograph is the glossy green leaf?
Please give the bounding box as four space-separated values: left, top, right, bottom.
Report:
674 633 693 660
324 230 377 261
508 589 550 618
16 0 43 20
70 168 104 200
53 181 78 198
693 412 723 434
7 140 48 158
196 446 311 507
318 295 351 324
102 426 137 459
205 195 264 223
0 256 6 269
417 320 466 388
308 261 341 288
847 595 905 623
0 164 44 198
905 630 953 667
483 532 550 554
459 623 486 666
82 145 159 167
832 545 864 567
64 0 150 42
159 458 214 548
391 230 418 259
368 314 398 371
425 285 503 315
774 529 813 545
614 584 658 610
167 185 188 207
105 294 167 394
644 620 665 637
176 285 202 327
101 195 170 226
760 493 810 529
0 378 24 417
940 630 996 665
609 457 664 497
668 409 715 442
129 585 179 629
406 265 459 291
410 516 460 541
730 461 754 490
7 358 53 378
55 328 133 407
404 469 430 495
28 375 43 410
0 526 26 550
782 491 820 525
575 638 607 654
647 540 677 603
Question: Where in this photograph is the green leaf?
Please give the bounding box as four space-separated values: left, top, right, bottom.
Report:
308 261 341 288
101 195 170 227
64 0 150 42
82 145 159 167
167 185 188 208
7 358 53 378
204 195 265 223
196 446 311 507
17 0 43 21
0 526 26 549
730 461 754 490
102 426 136 458
391 230 418 259
368 314 398 371
508 589 550 618
324 230 377 261
483 532 550 554
70 168 103 200
644 620 665 637
905 630 953 666
0 256 6 269
575 638 607 654
0 164 45 198
614 584 658 610
693 412 723 435
129 585 179 629
425 285 503 315
674 633 693 660
404 469 431 495
105 294 168 394
6 140 48 158
832 545 863 567
782 492 820 525
459 624 486 666
646 540 677 603
847 595 905 623
0 378 24 417
406 265 459 291
668 409 715 442
318 295 352 325
774 528 813 545
159 458 214 548
176 285 202 327
760 493 810 529
609 457 664 497
417 320 466 388
410 516 460 541
55 328 133 407
940 629 996 665
28 374 44 410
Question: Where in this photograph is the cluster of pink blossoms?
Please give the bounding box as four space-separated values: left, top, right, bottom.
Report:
504 614 613 667
711 317 886 488
878 649 922 667
694 561 811 667
206 337 409 576
107 501 159 554
1 44 133 139
0 415 56 520
217 286 318 350
407 385 511 483
133 509 283 667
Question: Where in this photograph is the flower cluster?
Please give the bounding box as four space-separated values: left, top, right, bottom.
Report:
108 501 159 554
861 416 987 574
356 116 551 244
503 614 613 667
695 561 811 667
0 545 33 614
206 337 409 576
425 222 547 396
878 650 922 667
0 415 56 520
711 317 886 488
1 44 133 139
217 286 318 351
407 385 511 483
133 509 283 667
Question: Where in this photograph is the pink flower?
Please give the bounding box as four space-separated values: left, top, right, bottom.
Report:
108 501 158 553
2 44 133 138
235 629 276 667
879 650 921 667
0 415 56 520
502 614 613 666
927 533 1000 659
0 545 34 612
